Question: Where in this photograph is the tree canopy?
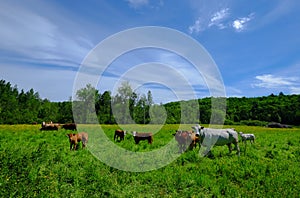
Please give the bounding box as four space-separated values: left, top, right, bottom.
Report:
0 79 299 126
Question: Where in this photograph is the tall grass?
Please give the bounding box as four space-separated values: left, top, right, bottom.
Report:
0 124 300 197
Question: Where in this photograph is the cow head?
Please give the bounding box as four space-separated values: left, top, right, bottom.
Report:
192 124 204 137
132 131 137 136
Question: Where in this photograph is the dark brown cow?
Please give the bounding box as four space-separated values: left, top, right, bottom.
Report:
132 131 153 144
40 121 59 131
62 123 77 131
114 129 126 142
40 125 58 131
66 132 88 150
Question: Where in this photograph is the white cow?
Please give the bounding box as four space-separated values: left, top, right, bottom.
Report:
239 132 255 144
192 125 240 157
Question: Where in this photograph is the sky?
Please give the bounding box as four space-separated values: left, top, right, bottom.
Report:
1 0 300 103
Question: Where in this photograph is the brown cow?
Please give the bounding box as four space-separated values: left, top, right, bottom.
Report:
114 129 126 142
66 132 88 150
173 130 200 153
40 121 59 131
132 131 153 144
62 123 77 131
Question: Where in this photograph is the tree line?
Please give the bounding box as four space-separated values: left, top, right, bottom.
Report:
1 79 300 125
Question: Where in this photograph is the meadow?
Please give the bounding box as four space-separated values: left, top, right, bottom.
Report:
0 124 300 197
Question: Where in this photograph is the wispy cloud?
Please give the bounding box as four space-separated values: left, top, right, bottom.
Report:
125 0 164 10
208 8 229 28
259 1 300 28
0 1 95 69
189 5 256 34
125 0 149 9
254 74 296 88
252 74 300 94
232 13 255 32
189 8 230 34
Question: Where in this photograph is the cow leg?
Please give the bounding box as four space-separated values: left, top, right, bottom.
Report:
227 143 232 153
178 144 183 153
234 142 240 156
201 146 211 157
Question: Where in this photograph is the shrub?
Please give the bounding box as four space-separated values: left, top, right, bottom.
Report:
240 120 268 126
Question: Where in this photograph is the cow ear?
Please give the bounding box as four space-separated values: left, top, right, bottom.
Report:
201 127 204 129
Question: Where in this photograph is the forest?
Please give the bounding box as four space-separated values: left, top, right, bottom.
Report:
0 79 300 126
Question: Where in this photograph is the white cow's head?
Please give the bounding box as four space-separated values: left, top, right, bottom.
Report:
192 124 204 136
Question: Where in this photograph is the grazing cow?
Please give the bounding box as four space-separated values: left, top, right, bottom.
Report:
62 123 77 131
132 131 153 144
239 132 255 144
267 122 292 128
173 130 200 153
66 132 88 150
192 125 240 157
40 121 59 131
114 129 126 142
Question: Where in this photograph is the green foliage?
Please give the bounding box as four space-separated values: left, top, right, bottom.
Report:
1 79 300 126
0 125 300 197
240 120 268 126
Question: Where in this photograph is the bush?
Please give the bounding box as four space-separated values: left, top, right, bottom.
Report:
224 119 235 125
240 120 268 126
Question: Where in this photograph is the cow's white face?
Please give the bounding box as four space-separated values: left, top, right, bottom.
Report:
194 127 199 135
132 131 136 136
192 125 202 136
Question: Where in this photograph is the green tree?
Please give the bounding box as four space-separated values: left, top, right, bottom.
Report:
73 84 99 124
112 81 135 124
98 91 113 124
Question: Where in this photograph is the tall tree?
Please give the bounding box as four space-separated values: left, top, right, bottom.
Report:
112 81 135 124
73 84 99 123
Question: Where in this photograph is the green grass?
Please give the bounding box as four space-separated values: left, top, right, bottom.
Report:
0 124 300 197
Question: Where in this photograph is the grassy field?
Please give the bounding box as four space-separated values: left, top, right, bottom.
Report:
0 124 300 197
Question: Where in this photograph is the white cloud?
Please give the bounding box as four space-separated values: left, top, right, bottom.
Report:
208 8 229 27
232 13 254 32
0 1 95 69
189 8 231 34
253 74 299 93
188 18 204 34
290 87 300 94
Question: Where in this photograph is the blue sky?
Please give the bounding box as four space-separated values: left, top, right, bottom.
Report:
1 0 300 103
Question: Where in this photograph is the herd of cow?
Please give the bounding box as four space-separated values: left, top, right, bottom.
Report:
40 121 77 131
113 125 255 157
41 121 255 156
40 121 86 151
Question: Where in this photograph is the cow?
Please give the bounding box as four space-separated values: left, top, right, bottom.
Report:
239 132 255 144
40 121 59 131
192 125 240 157
66 132 88 151
114 129 126 142
62 123 77 131
173 130 200 153
132 131 153 144
267 122 292 128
